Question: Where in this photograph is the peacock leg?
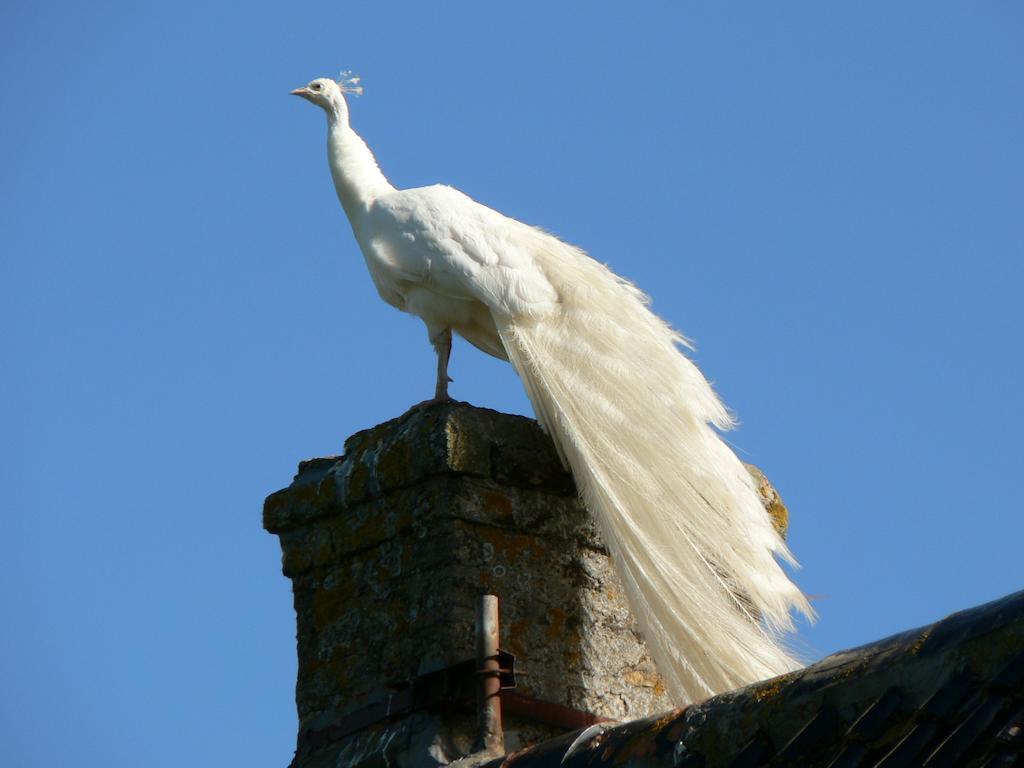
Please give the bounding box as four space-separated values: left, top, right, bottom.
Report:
432 327 453 401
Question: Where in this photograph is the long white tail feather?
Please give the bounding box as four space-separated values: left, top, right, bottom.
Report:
492 230 814 703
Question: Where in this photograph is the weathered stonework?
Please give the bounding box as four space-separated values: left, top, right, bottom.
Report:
264 401 789 767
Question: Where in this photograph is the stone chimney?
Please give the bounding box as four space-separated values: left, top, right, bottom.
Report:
263 401 787 767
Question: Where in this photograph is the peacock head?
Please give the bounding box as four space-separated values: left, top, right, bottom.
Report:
290 73 363 119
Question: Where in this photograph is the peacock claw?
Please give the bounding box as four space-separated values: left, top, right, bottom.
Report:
407 394 453 414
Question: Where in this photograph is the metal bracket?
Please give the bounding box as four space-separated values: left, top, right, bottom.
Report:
305 595 610 749
305 649 517 747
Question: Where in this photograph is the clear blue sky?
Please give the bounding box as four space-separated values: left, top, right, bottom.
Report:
2 2 1022 766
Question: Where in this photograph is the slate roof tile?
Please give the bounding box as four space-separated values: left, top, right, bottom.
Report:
777 706 840 763
845 687 903 743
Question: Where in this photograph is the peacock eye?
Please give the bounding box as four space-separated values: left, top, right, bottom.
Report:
311 83 322 91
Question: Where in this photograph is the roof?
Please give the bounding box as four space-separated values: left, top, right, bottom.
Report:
477 589 1024 767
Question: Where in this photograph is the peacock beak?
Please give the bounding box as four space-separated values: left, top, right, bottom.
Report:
290 88 309 97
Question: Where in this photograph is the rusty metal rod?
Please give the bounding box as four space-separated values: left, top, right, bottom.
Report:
475 594 504 755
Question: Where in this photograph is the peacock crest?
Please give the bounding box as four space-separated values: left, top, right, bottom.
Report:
337 71 363 97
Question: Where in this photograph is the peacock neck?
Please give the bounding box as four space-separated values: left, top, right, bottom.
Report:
326 120 394 222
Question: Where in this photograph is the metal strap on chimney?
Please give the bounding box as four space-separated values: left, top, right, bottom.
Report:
305 595 613 748
304 651 612 747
